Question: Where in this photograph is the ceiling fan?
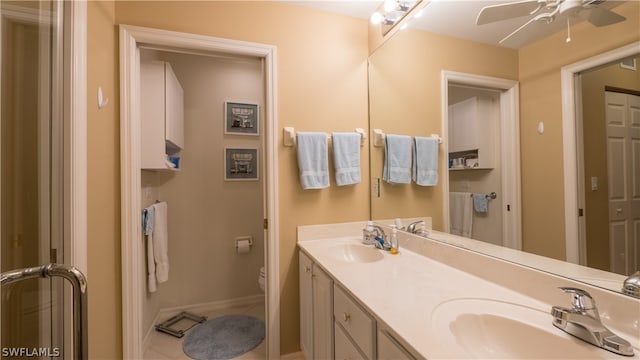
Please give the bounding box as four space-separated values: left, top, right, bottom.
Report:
476 0 626 47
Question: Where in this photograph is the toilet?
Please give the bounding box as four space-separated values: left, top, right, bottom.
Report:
258 266 265 292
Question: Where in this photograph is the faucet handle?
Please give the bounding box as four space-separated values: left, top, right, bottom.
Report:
560 287 596 311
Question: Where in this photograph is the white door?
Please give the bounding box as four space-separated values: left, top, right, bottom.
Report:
1 0 65 355
605 91 640 275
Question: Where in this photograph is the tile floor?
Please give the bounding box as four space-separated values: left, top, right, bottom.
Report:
144 301 266 360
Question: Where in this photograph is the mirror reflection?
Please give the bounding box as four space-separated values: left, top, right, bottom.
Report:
368 0 639 294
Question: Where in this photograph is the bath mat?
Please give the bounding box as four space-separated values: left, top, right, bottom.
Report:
182 315 265 360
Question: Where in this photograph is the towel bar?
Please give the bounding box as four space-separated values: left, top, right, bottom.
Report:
472 192 497 200
283 127 366 147
373 129 442 147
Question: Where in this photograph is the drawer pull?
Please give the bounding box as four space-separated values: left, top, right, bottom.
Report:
342 312 351 322
305 266 311 273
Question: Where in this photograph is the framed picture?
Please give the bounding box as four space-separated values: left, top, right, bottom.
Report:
224 147 259 181
224 101 259 136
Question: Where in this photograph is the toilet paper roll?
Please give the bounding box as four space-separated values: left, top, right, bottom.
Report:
236 239 251 254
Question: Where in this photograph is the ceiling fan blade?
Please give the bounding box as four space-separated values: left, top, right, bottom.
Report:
499 14 552 47
476 0 541 25
586 6 626 26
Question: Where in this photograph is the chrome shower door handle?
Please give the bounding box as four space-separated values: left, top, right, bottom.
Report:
1 264 88 360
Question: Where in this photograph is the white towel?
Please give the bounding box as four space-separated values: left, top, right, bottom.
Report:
142 206 157 293
332 132 361 186
383 134 412 184
296 132 330 189
449 192 473 237
413 136 439 186
152 202 170 283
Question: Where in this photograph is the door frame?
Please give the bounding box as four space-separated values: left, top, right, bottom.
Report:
441 71 522 250
119 24 279 359
561 41 640 264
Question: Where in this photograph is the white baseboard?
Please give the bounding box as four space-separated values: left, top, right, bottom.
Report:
142 294 264 352
280 351 305 360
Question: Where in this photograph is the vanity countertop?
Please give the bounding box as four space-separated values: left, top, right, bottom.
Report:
297 222 640 359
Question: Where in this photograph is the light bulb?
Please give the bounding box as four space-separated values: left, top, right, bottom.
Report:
370 12 384 25
384 0 397 13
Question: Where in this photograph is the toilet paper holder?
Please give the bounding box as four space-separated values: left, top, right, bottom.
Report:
235 236 253 248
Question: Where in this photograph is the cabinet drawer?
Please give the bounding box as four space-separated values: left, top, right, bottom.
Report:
335 322 365 360
334 285 375 359
377 329 417 360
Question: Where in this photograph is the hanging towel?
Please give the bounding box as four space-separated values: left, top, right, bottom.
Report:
332 132 361 186
449 192 473 237
383 134 412 184
152 201 170 284
142 206 157 293
472 193 489 213
296 132 330 189
412 136 439 186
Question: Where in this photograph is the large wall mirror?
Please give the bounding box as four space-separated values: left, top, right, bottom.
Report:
368 0 639 295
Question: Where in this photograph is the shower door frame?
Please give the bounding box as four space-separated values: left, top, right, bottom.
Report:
118 24 280 359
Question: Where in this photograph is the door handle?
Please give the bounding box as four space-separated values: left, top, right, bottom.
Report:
1 264 88 360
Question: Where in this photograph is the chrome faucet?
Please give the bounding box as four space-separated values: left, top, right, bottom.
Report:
406 220 425 234
622 271 640 298
551 287 634 356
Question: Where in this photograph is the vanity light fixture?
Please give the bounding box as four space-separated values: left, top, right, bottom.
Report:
370 0 422 34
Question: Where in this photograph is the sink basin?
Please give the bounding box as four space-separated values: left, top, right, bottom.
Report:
430 298 633 359
329 243 384 263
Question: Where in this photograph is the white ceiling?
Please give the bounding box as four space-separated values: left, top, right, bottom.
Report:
283 0 626 49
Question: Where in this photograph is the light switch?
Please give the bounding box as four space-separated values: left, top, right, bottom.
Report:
591 176 598 191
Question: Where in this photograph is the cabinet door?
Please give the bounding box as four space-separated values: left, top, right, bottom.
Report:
313 265 334 360
141 62 167 169
164 62 184 151
299 252 313 360
335 323 365 360
377 330 416 360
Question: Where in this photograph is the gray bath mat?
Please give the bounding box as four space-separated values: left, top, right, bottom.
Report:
182 315 265 360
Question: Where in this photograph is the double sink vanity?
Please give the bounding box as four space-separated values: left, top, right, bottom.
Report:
298 220 640 359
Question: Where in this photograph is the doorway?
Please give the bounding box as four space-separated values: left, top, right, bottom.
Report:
441 71 522 250
561 41 640 266
1 0 86 357
119 25 279 359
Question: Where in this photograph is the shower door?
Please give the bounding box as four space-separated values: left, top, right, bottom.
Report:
1 0 66 357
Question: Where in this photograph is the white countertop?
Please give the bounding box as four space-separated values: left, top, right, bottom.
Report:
297 222 640 359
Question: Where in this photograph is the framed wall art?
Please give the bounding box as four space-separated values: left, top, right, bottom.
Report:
224 101 259 136
224 147 259 181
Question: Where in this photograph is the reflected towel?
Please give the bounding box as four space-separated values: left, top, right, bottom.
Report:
332 132 361 186
383 134 412 184
152 202 169 283
296 132 330 189
412 136 439 186
473 193 489 213
450 192 473 237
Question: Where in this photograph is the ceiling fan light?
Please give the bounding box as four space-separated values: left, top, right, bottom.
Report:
384 0 397 13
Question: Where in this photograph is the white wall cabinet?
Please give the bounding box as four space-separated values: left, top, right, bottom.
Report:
141 61 184 170
448 96 498 169
299 251 333 360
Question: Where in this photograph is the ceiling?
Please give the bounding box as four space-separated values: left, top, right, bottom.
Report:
283 0 626 49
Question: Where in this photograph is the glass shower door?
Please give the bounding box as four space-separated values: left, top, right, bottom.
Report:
1 0 65 357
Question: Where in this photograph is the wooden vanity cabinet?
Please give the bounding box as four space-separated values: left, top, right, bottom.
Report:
299 251 333 360
300 250 422 360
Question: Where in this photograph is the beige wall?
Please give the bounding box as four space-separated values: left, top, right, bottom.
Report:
581 56 640 271
87 1 121 359
368 28 518 228
518 1 640 259
86 1 370 356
